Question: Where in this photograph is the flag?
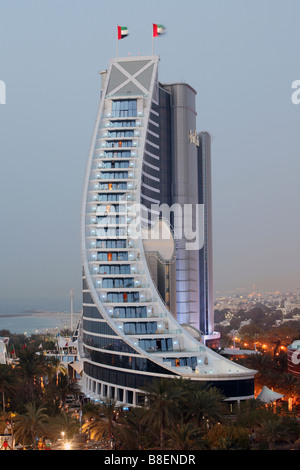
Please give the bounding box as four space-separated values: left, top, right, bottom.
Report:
118 26 129 40
153 24 166 37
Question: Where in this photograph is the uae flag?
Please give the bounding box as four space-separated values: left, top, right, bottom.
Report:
118 26 129 40
153 24 166 37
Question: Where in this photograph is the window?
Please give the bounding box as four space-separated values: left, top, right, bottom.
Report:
110 120 136 128
112 100 137 118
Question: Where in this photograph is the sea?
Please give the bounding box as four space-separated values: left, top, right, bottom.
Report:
0 312 81 336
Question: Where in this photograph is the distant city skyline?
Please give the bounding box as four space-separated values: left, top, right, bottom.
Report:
0 0 300 313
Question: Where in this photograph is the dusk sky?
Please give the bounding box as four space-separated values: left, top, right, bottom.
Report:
0 0 300 313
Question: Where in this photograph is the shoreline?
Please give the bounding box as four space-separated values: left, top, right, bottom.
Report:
0 311 80 319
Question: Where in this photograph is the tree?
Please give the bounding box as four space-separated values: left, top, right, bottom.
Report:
254 416 294 449
165 420 206 450
42 373 80 413
14 403 49 449
185 383 226 428
82 400 119 445
16 346 49 403
114 407 156 450
140 378 187 448
48 357 68 386
47 410 80 442
206 423 251 450
0 365 16 412
277 373 300 411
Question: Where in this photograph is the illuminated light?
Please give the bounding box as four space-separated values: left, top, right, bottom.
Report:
64 442 71 451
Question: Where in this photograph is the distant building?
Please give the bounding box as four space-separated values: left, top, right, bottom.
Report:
0 338 9 364
287 340 300 377
285 301 300 314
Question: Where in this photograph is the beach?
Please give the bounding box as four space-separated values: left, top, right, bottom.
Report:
0 311 81 335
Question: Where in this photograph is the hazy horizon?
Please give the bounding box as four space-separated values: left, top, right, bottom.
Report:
1 0 300 313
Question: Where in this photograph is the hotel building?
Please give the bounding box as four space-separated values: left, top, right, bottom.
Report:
79 55 256 406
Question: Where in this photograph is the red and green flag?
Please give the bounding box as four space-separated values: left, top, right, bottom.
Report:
153 24 166 37
118 26 129 40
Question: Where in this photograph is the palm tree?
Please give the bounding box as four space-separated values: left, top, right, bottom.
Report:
42 373 80 412
115 407 157 450
14 403 49 449
165 420 206 450
82 399 119 445
0 364 17 412
206 422 251 450
140 378 187 448
254 416 293 449
185 383 226 428
49 357 67 386
16 346 49 402
277 372 300 411
47 410 80 442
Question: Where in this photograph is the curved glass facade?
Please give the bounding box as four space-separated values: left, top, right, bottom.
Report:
80 55 256 406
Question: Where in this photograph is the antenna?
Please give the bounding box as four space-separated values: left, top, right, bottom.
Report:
70 288 74 332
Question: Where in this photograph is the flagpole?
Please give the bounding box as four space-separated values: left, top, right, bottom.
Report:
117 26 119 57
152 24 154 55
70 288 74 333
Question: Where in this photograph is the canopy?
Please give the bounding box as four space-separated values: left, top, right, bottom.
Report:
69 360 83 374
58 337 78 349
256 386 283 403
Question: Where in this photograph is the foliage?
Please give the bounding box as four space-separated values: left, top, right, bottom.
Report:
82 399 118 443
1 327 300 450
205 422 251 449
14 403 49 448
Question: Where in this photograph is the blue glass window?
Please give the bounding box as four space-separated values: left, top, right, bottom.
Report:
112 100 137 118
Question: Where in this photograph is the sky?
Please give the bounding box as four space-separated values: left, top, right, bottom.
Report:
0 0 300 313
